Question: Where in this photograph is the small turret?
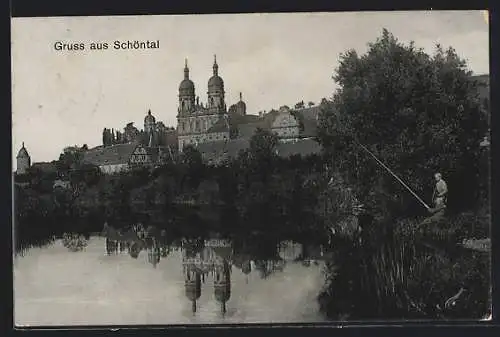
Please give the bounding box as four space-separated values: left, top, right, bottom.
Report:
235 92 247 115
16 142 31 175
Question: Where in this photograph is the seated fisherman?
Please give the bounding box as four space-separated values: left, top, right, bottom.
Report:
419 173 448 226
432 172 448 210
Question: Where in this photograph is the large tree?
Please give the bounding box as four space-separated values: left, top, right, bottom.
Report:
318 29 487 218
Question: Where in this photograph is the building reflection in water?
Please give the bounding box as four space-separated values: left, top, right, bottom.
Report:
147 244 161 268
106 229 327 316
181 238 233 315
277 240 303 262
277 240 326 267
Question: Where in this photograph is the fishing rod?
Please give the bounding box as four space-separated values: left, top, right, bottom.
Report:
355 141 431 210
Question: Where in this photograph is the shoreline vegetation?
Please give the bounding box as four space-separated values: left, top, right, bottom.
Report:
14 29 490 320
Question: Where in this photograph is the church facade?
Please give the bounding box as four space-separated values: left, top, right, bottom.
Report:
177 56 233 152
176 55 322 156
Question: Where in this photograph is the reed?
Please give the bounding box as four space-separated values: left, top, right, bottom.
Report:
318 213 490 320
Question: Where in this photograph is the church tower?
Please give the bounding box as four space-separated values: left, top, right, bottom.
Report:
207 55 226 114
16 142 31 175
213 259 231 316
177 59 197 152
178 59 196 116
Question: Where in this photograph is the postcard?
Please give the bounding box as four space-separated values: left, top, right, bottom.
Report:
11 11 491 326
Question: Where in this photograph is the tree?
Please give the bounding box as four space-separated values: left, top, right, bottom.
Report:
308 101 315 107
294 100 305 109
102 128 110 146
181 145 205 189
69 163 101 187
57 145 87 178
182 145 203 168
249 128 279 160
317 29 487 217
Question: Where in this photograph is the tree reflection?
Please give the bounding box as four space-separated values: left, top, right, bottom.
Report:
100 222 330 316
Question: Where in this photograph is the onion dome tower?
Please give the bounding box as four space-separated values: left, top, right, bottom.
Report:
16 142 31 175
254 260 269 279
241 259 252 284
207 55 226 114
128 242 142 259
184 263 202 314
178 58 196 116
213 259 231 315
148 244 161 268
235 92 247 115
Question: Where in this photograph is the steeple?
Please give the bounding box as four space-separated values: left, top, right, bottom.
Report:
207 54 225 113
184 58 189 80
239 92 242 101
16 141 31 174
213 54 218 76
179 57 195 115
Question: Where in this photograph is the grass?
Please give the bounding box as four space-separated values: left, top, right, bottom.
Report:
318 206 491 320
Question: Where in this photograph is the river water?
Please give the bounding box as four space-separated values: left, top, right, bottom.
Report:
14 236 328 326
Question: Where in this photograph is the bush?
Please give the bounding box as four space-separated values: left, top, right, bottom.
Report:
318 215 490 320
62 233 89 252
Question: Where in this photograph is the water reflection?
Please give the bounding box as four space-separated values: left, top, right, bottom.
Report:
98 224 331 318
15 225 329 325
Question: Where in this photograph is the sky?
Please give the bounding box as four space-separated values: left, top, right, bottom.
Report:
11 11 489 167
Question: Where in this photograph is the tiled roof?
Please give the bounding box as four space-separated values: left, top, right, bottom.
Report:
83 143 138 166
163 130 178 147
472 74 489 102
228 113 260 127
197 138 321 164
258 110 280 129
301 118 318 137
17 146 29 158
276 138 322 158
472 74 489 83
197 139 250 165
31 162 57 173
294 106 322 121
238 123 260 139
147 145 178 163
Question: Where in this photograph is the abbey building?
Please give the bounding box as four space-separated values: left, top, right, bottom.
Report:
177 55 233 151
176 55 324 162
14 56 490 174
